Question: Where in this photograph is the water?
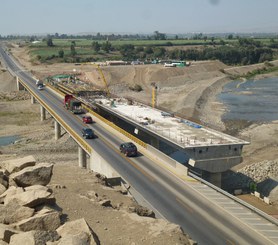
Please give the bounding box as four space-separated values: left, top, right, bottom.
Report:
0 135 20 146
218 77 278 122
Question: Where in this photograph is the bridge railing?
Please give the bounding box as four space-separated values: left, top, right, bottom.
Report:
19 78 92 154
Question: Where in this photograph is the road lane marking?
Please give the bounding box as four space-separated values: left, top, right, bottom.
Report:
226 239 236 245
175 197 194 213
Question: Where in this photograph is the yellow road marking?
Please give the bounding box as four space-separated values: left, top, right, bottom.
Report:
176 197 194 213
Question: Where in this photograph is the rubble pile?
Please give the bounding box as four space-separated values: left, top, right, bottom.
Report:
0 155 100 245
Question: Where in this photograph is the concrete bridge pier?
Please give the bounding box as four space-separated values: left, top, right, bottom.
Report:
40 105 46 121
54 121 61 140
203 172 222 188
78 146 87 168
16 76 24 91
31 95 36 104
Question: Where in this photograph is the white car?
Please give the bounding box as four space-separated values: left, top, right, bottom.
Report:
37 85 43 90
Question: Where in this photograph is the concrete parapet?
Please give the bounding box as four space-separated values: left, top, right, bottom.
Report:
146 145 188 177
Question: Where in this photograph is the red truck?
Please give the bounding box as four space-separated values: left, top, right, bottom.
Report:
64 94 83 114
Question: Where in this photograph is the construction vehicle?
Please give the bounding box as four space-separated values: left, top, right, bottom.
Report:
64 94 83 114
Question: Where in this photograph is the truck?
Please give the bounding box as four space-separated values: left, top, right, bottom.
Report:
64 94 83 114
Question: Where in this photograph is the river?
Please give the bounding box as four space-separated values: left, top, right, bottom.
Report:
218 77 278 122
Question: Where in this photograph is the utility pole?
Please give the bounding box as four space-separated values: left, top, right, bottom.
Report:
151 82 158 108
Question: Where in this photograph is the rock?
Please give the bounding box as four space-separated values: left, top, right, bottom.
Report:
4 188 53 208
56 218 100 245
86 191 98 200
98 199 111 207
13 210 61 232
57 232 90 245
129 205 155 218
0 184 6 196
0 170 8 189
0 201 34 224
0 187 24 204
10 163 53 187
0 241 8 245
9 230 59 245
0 224 19 243
25 185 52 193
0 155 36 174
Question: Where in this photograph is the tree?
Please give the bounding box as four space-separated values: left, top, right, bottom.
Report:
46 37 54 47
58 50 64 58
228 34 233 40
102 41 112 53
92 41 100 52
70 44 76 56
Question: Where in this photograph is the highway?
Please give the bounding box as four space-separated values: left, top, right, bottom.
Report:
1 45 277 245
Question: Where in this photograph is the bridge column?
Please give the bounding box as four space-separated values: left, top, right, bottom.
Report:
54 121 61 140
40 105 46 121
31 95 36 104
16 76 24 91
78 146 87 168
207 172 222 188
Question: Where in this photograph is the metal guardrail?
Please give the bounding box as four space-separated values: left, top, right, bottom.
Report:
189 172 278 226
18 79 92 154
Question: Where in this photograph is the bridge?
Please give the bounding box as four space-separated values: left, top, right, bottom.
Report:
1 45 278 245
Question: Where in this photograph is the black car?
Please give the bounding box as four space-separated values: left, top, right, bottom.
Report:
82 128 95 139
120 142 137 157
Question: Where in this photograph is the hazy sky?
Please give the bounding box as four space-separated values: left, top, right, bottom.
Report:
1 0 278 36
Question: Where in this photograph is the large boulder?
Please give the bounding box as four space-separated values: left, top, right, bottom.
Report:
10 163 53 187
0 187 24 204
0 184 6 196
57 232 91 245
0 170 8 189
0 224 19 243
0 201 34 224
13 209 61 232
57 218 100 245
9 230 60 245
4 187 53 208
0 156 36 174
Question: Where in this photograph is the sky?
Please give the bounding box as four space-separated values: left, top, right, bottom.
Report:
0 0 278 36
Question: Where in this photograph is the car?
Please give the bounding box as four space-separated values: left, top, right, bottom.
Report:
82 116 93 124
82 128 95 139
120 142 137 157
37 85 43 90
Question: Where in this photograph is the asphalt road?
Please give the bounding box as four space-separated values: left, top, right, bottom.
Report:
0 46 276 245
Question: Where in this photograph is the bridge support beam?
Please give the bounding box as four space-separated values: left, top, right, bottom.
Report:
16 76 24 91
78 146 87 168
31 95 36 104
40 105 46 121
54 121 61 140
